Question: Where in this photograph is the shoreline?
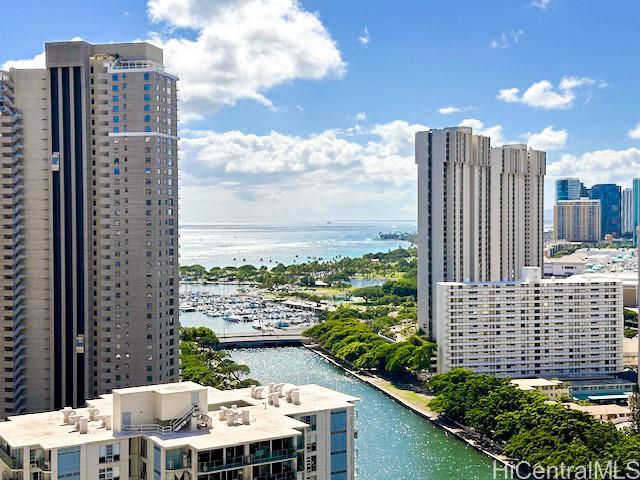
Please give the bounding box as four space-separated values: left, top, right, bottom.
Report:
303 343 513 470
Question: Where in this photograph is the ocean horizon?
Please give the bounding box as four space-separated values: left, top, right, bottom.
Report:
179 220 416 268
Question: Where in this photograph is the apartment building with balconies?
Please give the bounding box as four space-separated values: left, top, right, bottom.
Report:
435 267 623 378
0 381 358 480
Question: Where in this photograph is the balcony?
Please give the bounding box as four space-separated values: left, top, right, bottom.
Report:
0 445 22 470
197 449 298 473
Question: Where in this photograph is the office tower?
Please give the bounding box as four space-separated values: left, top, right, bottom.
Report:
0 381 359 480
622 188 634 234
633 179 640 235
489 144 546 281
589 183 621 236
415 127 492 337
555 177 583 202
435 267 623 378
554 199 601 242
0 41 179 416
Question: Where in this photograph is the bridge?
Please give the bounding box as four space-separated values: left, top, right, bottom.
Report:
215 329 310 349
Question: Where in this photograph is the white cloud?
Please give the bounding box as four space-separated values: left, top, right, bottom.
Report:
489 29 524 49
358 27 371 46
547 148 640 188
459 118 505 146
438 106 461 115
179 120 427 194
530 0 552 9
628 124 640 139
497 76 605 109
1 51 45 70
522 126 567 151
147 0 345 121
354 112 367 122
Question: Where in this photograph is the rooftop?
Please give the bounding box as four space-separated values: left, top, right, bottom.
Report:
510 378 566 390
0 382 359 451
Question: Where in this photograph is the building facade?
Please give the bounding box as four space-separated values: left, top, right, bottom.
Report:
415 127 546 337
622 187 634 235
589 183 621 236
555 178 583 202
435 267 623 378
416 127 492 337
0 381 358 480
0 41 179 416
489 144 546 282
554 199 601 242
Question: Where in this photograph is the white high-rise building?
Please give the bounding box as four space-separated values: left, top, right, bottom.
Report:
415 127 546 337
0 381 359 480
489 144 546 281
435 267 623 378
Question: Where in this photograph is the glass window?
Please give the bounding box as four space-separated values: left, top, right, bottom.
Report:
112 74 118 81
58 446 81 480
112 85 119 92
113 106 119 112
144 104 150 111
113 127 120 133
98 466 120 480
144 84 151 91
113 95 119 102
113 116 119 123
98 443 121 463
144 94 151 101
144 115 151 122
144 72 150 80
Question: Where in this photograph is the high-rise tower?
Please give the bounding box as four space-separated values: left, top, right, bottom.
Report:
416 127 546 338
0 41 179 415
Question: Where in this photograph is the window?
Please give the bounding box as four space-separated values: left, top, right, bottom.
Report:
144 84 151 91
112 85 119 92
98 443 121 463
113 127 120 133
144 94 151 101
98 466 120 480
58 446 81 480
144 72 150 80
144 115 151 122
145 126 151 132
144 104 150 111
112 74 119 81
113 95 119 102
113 116 120 123
113 106 119 112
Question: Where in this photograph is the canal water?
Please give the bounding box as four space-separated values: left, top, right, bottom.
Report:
229 347 497 480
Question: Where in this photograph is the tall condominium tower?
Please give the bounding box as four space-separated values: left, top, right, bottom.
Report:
0 41 179 416
555 177 583 202
554 199 601 242
621 187 633 235
589 183 621 236
416 127 546 338
489 144 546 281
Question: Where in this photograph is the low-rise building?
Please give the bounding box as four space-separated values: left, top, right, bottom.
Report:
510 378 569 400
0 381 359 480
435 266 623 378
565 403 631 427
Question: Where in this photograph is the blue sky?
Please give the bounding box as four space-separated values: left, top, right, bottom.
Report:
2 0 640 223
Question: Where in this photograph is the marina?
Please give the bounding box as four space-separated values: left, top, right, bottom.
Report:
180 284 319 334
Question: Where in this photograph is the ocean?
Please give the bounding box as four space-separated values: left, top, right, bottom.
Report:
179 221 415 268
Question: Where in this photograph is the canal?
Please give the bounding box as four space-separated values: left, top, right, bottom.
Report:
229 347 497 480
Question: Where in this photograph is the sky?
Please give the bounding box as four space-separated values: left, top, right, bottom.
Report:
1 0 640 223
